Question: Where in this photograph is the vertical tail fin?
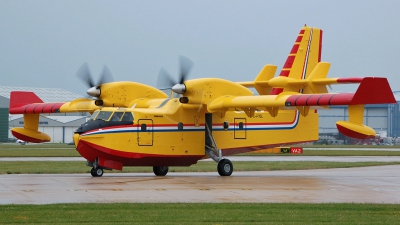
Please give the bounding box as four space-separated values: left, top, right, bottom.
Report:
271 26 323 94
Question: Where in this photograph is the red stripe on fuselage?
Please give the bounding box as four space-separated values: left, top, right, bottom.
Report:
76 140 203 167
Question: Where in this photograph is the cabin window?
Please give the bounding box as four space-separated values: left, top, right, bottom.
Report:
238 122 244 130
141 124 147 132
96 111 112 121
223 121 229 130
178 122 183 130
121 112 134 122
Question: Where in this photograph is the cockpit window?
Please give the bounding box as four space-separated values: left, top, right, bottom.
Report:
110 112 124 121
89 111 100 121
121 112 133 122
96 111 112 121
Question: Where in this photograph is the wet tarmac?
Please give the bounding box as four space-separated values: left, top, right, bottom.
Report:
1 156 400 162
1 165 399 204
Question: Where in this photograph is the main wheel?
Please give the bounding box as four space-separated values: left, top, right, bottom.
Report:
91 167 103 177
217 159 233 176
153 166 169 176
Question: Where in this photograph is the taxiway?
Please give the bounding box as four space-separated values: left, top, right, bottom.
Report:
1 165 399 204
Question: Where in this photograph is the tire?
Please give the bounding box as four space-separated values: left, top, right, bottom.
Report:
90 168 97 177
153 166 169 176
91 167 103 177
217 159 233 176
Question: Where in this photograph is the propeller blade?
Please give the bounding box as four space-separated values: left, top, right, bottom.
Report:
179 55 193 84
76 62 95 88
157 68 176 90
98 65 114 86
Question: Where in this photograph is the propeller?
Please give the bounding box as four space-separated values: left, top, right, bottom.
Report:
157 56 193 94
76 62 114 98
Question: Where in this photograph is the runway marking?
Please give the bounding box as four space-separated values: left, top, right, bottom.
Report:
156 188 165 191
113 188 122 191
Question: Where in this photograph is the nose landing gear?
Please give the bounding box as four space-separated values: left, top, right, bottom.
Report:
90 167 104 177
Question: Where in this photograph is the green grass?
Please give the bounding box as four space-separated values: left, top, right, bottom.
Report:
245 150 400 156
0 143 74 149
0 143 80 157
1 203 400 224
1 161 399 174
1 143 400 157
304 144 400 148
2 149 399 157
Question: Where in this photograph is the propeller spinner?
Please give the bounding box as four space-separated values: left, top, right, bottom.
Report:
157 56 193 94
76 62 114 98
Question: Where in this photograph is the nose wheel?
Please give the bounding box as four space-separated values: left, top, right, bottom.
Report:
217 159 233 176
91 167 104 177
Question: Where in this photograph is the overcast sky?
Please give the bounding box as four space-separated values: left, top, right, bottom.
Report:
1 0 399 96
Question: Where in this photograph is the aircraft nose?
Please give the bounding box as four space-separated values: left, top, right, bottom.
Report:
73 133 80 148
87 86 100 97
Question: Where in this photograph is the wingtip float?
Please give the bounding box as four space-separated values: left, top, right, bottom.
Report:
8 25 396 177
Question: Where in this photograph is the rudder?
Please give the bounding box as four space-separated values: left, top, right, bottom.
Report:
271 26 322 94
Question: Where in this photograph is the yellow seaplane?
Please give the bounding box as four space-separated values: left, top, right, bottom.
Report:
9 26 396 177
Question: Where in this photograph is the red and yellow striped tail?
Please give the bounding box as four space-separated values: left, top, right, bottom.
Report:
271 26 323 95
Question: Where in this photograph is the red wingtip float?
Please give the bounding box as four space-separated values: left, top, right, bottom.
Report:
9 25 396 177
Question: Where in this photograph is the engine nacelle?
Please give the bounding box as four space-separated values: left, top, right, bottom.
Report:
11 128 51 143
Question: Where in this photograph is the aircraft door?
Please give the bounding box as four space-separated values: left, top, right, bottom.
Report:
137 119 153 146
234 118 246 139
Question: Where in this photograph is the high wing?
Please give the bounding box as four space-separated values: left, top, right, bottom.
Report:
206 76 395 139
8 91 101 143
9 91 99 114
8 81 169 143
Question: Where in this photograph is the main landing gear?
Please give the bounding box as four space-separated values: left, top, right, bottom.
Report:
217 158 233 176
153 166 169 176
205 114 234 176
